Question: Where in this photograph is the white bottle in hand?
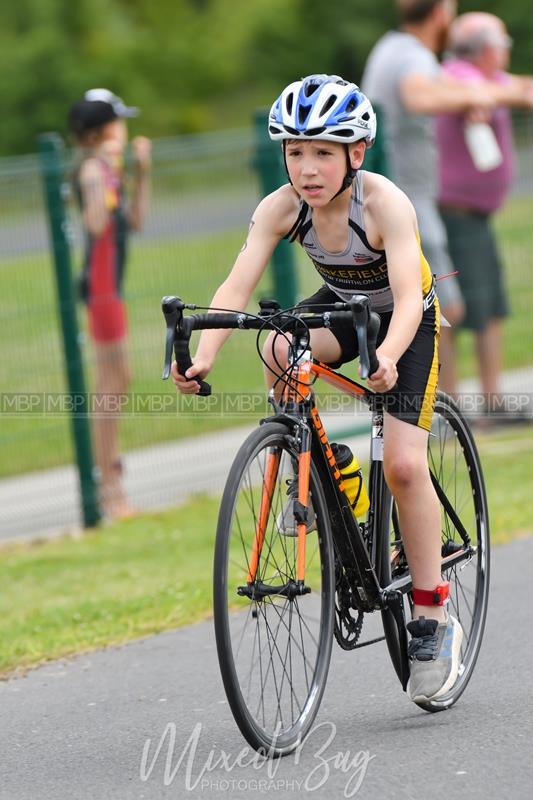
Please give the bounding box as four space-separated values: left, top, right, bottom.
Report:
464 122 503 172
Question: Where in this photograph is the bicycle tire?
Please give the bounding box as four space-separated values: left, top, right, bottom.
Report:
213 421 335 754
380 391 490 711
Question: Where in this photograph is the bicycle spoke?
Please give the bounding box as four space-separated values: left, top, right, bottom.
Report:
266 596 318 672
294 598 314 692
255 599 303 730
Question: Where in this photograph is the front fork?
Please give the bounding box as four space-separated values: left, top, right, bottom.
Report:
247 344 315 589
246 449 281 584
245 419 313 592
295 424 312 583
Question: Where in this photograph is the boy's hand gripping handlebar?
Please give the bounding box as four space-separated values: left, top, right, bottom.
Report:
161 295 212 396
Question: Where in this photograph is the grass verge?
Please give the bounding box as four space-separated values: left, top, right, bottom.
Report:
0 422 532 677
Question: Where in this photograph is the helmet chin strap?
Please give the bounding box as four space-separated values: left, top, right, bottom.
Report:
282 140 292 185
330 146 356 201
281 141 356 199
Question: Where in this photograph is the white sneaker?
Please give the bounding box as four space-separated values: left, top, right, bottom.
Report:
406 614 463 704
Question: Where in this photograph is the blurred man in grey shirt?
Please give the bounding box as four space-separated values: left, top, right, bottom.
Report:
361 0 528 390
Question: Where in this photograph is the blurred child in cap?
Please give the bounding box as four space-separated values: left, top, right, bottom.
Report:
69 89 151 520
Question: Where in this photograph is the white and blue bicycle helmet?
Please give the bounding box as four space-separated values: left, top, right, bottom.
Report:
268 74 376 146
268 75 376 198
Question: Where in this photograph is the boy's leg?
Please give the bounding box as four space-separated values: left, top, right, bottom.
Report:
382 411 445 623
383 411 463 702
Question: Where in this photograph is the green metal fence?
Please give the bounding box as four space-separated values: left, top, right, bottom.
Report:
1 118 533 541
0 125 308 540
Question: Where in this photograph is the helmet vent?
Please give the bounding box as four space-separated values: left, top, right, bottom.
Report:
305 127 326 137
282 125 300 137
286 93 294 115
345 97 358 114
304 81 321 97
298 104 311 126
320 95 337 116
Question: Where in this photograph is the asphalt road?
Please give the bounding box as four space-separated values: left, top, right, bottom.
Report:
1 535 531 800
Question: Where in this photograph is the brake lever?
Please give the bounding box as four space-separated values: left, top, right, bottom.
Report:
347 295 380 380
366 312 381 378
161 295 212 396
161 295 182 379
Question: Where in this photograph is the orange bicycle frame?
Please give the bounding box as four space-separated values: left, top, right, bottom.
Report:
246 353 368 585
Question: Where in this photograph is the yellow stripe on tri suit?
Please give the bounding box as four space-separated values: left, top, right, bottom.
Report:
419 233 434 298
416 234 440 432
418 299 440 432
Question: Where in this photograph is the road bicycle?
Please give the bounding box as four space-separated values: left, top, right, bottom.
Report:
162 293 490 756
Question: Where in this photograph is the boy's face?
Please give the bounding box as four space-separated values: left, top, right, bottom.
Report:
285 139 365 205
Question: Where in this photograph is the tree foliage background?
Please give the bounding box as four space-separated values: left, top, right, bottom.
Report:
1 0 532 155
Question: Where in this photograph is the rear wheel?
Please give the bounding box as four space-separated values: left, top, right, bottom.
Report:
383 392 490 710
213 422 335 754
421 391 490 710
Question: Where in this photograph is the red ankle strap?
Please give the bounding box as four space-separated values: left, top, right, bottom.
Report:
412 581 449 606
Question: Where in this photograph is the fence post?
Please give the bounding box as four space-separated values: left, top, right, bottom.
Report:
252 109 298 307
362 103 389 177
38 132 100 527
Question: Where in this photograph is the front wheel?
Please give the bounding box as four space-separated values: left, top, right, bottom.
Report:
213 422 335 755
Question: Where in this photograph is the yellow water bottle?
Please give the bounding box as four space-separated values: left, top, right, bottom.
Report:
332 443 370 519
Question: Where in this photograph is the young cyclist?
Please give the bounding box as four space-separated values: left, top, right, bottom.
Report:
171 75 462 706
68 89 151 519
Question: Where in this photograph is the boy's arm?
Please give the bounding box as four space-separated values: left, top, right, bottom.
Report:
172 185 298 392
366 185 423 392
